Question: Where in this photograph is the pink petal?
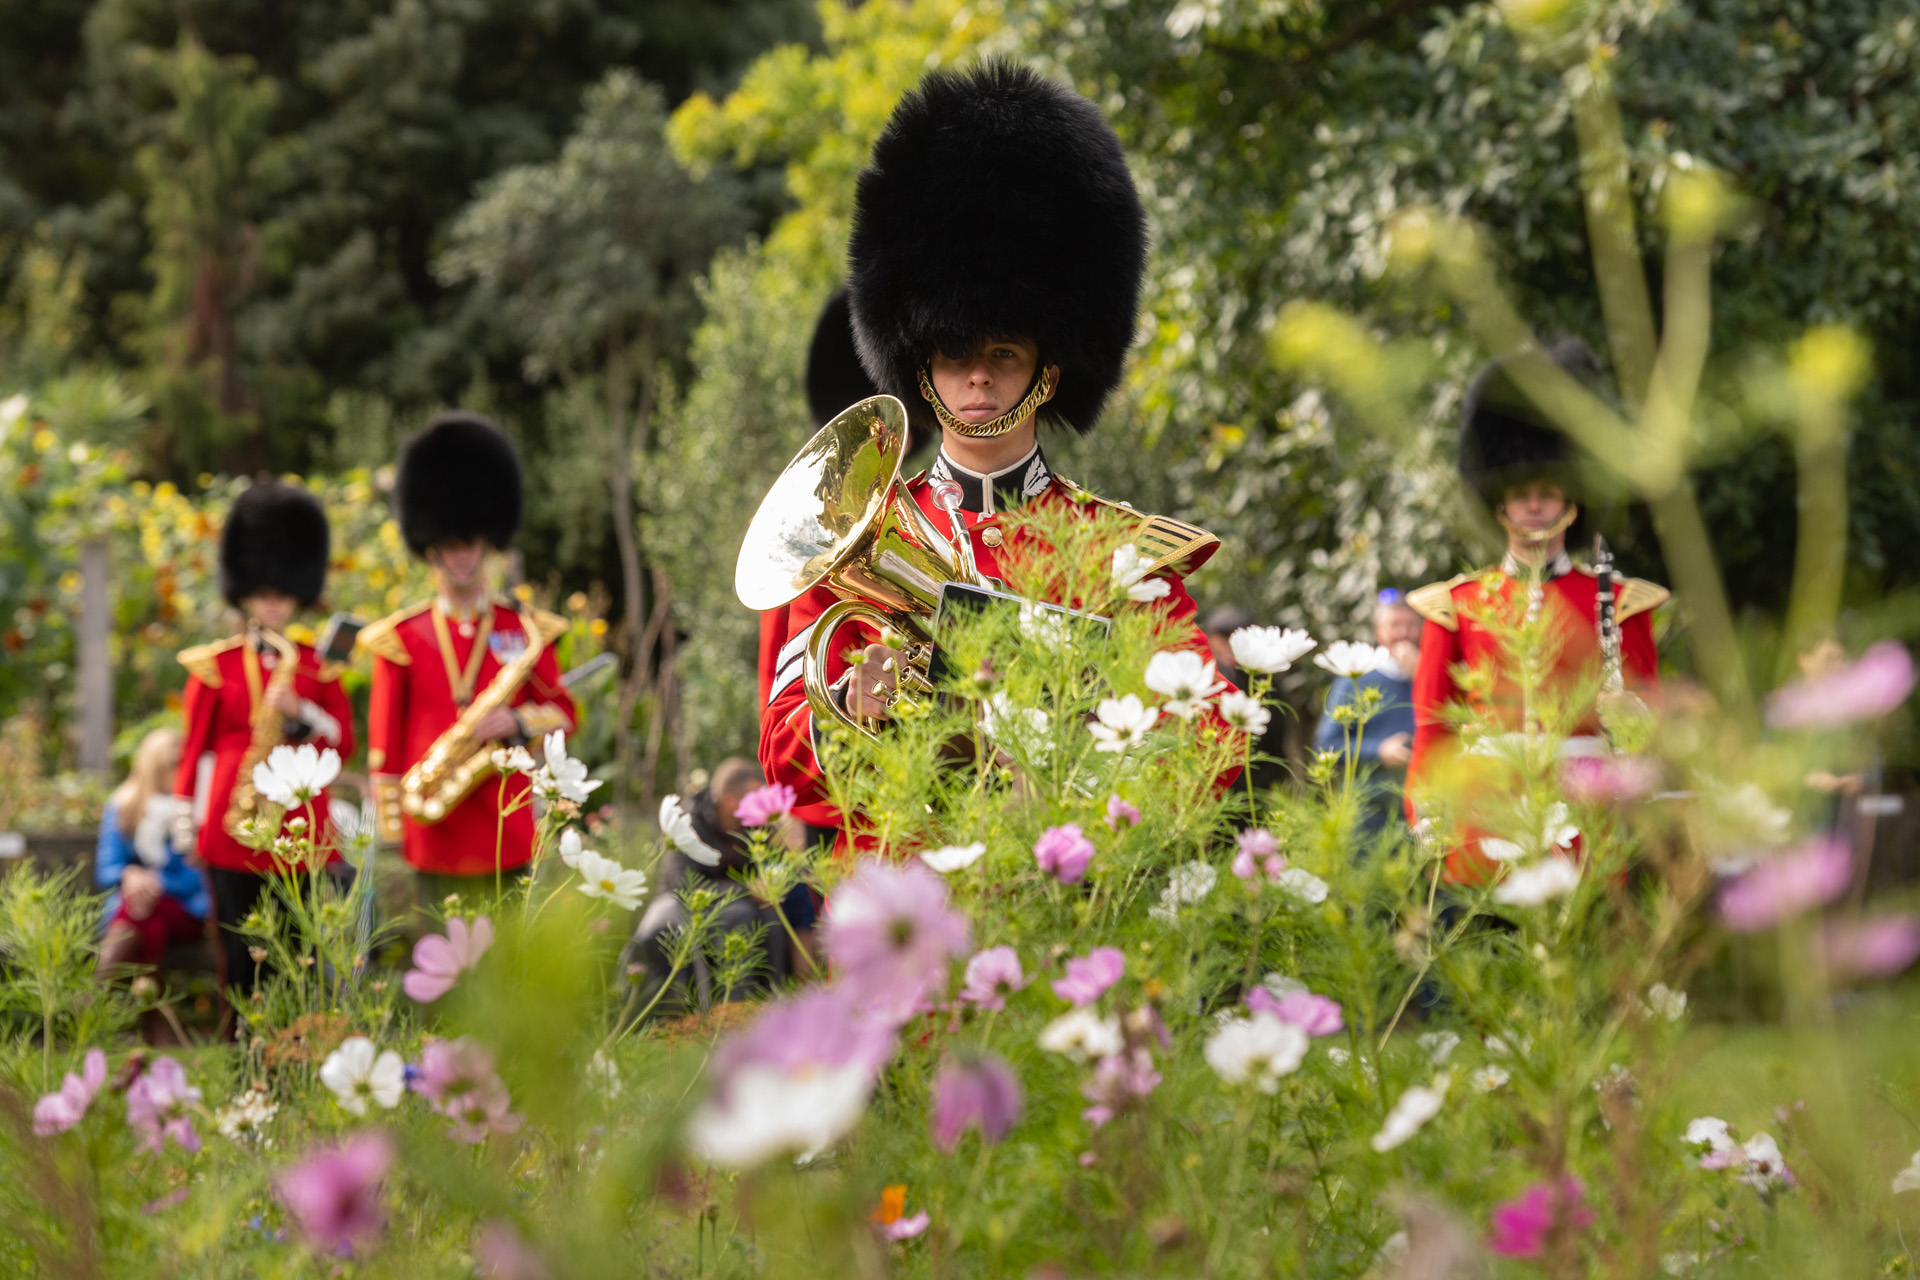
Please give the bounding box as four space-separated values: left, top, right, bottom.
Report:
403 968 458 1003
411 933 460 977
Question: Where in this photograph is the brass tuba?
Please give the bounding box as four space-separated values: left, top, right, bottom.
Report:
735 395 990 734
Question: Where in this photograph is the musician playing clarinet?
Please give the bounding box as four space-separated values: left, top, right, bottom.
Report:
359 413 576 905
759 63 1229 841
1404 342 1669 885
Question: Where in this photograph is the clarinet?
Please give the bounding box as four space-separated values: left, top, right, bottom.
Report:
1593 534 1623 697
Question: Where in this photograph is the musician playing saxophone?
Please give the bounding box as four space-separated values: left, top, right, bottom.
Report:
361 413 576 905
173 481 353 1009
760 64 1229 839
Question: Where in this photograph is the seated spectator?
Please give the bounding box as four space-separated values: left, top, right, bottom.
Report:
1203 604 1288 791
623 758 817 1020
1314 589 1421 842
96 728 210 984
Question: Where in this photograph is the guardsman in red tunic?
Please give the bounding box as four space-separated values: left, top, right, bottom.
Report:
358 413 576 901
172 481 354 1005
757 64 1227 836
1404 343 1668 884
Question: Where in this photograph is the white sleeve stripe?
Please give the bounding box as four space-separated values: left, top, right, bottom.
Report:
774 620 818 672
768 657 804 705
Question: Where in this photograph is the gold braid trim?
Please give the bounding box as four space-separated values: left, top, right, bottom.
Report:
918 366 1056 439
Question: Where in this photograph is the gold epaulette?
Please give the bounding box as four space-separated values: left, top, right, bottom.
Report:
1059 479 1221 578
176 636 242 686
356 601 431 666
1406 575 1474 632
1616 577 1670 623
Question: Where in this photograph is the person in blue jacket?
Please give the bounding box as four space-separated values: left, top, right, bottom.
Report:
96 728 210 980
1314 589 1422 843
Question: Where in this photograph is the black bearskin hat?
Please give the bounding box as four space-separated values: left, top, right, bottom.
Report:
1458 339 1603 508
846 61 1147 438
806 290 882 428
394 412 523 556
220 481 330 609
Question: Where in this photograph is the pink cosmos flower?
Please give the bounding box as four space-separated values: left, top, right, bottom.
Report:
1034 824 1095 886
733 783 797 828
1080 1048 1161 1128
1560 755 1661 806
33 1048 107 1136
823 860 972 1024
1105 795 1141 832
1821 914 1920 979
414 1038 520 1144
930 1054 1023 1151
710 985 899 1085
1052 947 1125 1006
1487 1177 1593 1259
881 1211 930 1241
274 1131 395 1255
959 946 1029 1011
402 915 494 1003
1718 838 1853 933
1231 828 1288 883
1766 640 1916 730
126 1055 202 1155
1245 988 1344 1037
475 1220 552 1280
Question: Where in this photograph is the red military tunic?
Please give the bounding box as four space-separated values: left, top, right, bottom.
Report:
1404 557 1666 884
360 600 578 876
172 635 355 873
760 446 1226 834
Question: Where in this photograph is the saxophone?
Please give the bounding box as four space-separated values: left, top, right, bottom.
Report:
224 626 304 841
401 609 550 824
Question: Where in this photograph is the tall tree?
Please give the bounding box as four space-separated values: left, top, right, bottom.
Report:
439 70 747 801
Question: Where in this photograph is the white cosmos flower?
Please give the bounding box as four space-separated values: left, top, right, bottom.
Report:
659 794 723 867
1470 1065 1511 1092
1204 1013 1309 1092
318 1037 405 1116
574 850 648 910
1492 857 1582 906
1892 1151 1920 1195
531 731 602 804
1314 641 1390 680
1149 861 1218 922
252 744 342 808
1111 544 1172 603
1089 694 1159 753
1037 1009 1125 1061
1143 650 1227 720
1684 1116 1738 1163
686 1062 874 1168
1733 1133 1793 1191
1643 983 1688 1022
1274 867 1329 905
1487 800 1580 863
1229 626 1316 674
983 693 1052 759
920 842 987 874
488 745 536 774
215 1089 279 1142
558 828 592 870
1018 601 1072 645
1370 1073 1450 1152
1218 691 1271 735
1417 1030 1460 1066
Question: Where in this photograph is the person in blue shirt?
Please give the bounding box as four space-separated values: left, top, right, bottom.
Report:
1314 589 1422 842
96 728 211 981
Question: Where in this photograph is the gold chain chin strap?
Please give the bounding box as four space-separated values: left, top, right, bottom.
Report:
1498 504 1580 545
918 366 1056 439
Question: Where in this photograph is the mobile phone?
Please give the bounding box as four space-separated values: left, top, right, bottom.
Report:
316 613 366 663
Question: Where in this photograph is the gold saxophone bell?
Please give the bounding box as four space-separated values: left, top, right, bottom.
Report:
735 395 990 736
